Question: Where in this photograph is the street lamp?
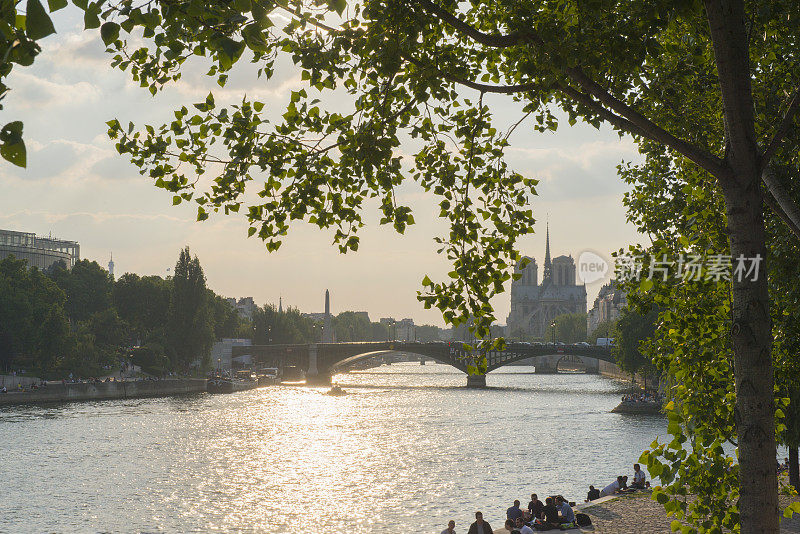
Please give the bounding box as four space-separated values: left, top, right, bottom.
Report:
551 320 556 345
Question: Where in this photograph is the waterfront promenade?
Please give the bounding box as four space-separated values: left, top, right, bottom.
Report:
577 492 800 533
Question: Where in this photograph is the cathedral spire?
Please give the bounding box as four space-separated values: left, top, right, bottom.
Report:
543 221 552 282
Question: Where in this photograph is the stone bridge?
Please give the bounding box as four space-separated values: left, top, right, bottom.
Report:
233 342 615 387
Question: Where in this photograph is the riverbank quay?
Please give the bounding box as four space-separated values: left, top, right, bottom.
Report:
575 491 800 533
0 378 206 405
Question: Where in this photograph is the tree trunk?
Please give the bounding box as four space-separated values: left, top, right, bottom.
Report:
790 447 799 493
721 177 778 534
704 1 779 531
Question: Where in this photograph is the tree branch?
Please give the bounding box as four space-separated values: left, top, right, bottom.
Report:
762 86 800 168
402 53 537 94
761 164 800 240
558 84 648 139
415 0 527 48
564 67 728 177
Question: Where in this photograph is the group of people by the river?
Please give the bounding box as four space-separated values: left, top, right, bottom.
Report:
587 464 649 502
620 391 662 404
441 464 649 533
441 495 580 534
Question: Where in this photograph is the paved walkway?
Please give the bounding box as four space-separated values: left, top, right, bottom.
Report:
577 492 800 533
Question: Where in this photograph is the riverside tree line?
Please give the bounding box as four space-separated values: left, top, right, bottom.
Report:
0 246 443 378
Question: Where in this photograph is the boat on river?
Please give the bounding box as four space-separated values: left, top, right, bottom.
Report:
325 384 346 396
256 367 281 386
207 371 259 394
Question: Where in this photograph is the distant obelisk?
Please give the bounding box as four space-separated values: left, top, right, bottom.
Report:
323 289 333 342
278 296 283 314
108 253 115 280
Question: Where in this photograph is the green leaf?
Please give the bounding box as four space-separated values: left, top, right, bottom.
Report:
47 0 67 11
327 0 346 15
83 6 100 29
0 121 26 167
100 22 119 45
25 0 56 39
784 502 800 518
251 0 273 29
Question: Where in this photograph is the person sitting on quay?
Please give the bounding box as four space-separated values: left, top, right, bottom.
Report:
586 485 600 501
533 497 560 531
631 463 647 489
441 519 456 534
1 386 6 394
495 518 517 533
601 476 624 497
527 493 543 519
514 516 534 534
506 500 524 521
555 496 575 525
467 511 492 534
620 475 629 491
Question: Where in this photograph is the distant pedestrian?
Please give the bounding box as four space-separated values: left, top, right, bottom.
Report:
441 519 456 534
506 500 523 521
467 511 492 534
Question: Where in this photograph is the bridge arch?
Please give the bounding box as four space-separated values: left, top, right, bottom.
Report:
330 349 469 373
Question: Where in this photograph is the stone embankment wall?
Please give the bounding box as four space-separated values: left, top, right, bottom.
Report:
0 379 207 405
0 375 41 389
598 360 634 382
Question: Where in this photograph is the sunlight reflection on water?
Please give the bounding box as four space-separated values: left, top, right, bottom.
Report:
0 363 665 533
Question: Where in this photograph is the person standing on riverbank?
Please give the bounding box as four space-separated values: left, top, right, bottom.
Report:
440 519 456 534
467 512 492 534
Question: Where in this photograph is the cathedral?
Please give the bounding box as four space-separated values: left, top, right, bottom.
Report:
506 225 587 339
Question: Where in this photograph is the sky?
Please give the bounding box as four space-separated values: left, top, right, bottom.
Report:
1 9 646 327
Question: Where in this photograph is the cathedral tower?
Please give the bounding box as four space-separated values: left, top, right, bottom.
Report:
542 222 552 283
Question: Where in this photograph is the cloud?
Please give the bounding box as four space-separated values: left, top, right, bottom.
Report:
506 138 639 200
0 208 186 225
8 71 101 110
41 31 110 69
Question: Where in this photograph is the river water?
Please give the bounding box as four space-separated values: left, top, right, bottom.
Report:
0 363 665 533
